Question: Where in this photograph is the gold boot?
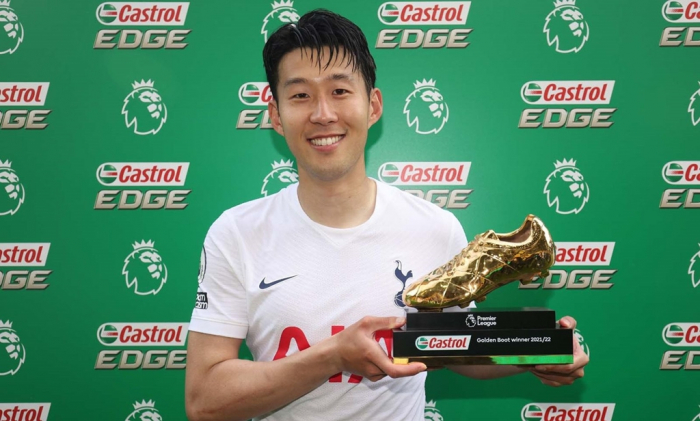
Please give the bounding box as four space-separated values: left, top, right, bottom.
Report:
402 214 555 309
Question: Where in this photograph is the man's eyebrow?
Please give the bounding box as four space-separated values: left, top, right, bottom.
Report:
282 73 354 89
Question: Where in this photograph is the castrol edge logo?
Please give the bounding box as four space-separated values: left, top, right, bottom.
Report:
0 243 50 267
238 82 272 107
378 162 469 186
554 242 614 266
96 2 190 25
97 323 188 346
662 0 700 22
377 2 471 25
96 162 189 186
662 161 700 185
521 403 615 421
0 404 51 420
662 323 700 346
521 81 615 105
415 335 470 350
0 83 49 106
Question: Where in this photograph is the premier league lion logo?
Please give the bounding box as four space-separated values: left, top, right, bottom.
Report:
404 79 449 135
544 159 589 215
0 321 25 376
261 159 299 196
424 400 444 421
125 400 163 421
122 80 168 135
574 328 590 357
261 0 300 42
0 160 24 216
689 246 700 288
0 0 23 55
122 240 168 296
544 0 589 53
689 82 700 126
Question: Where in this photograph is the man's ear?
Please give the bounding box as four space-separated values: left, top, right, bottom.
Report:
268 99 285 137
368 88 383 129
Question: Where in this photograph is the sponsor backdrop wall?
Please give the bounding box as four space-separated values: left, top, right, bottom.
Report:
1 0 699 420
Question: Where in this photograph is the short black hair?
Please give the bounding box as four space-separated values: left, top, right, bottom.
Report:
263 9 377 101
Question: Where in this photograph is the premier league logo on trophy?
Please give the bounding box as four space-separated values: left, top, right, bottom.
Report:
394 215 573 366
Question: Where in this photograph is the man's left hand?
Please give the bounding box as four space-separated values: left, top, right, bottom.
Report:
529 316 588 387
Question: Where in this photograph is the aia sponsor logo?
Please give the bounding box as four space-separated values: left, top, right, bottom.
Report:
0 0 23 55
261 159 298 196
95 162 190 210
522 242 616 290
415 335 470 350
261 0 300 43
660 322 700 370
123 80 167 135
519 81 616 128
424 400 443 421
543 0 590 54
96 322 188 370
0 320 25 376
0 83 51 129
0 159 24 216
236 82 273 129
122 240 168 296
405 79 449 135
660 161 700 209
378 162 472 209
660 1 700 47
544 159 590 215
690 245 700 288
521 403 615 421
94 2 191 49
0 243 52 290
97 323 187 346
0 404 51 420
376 1 472 49
124 400 163 421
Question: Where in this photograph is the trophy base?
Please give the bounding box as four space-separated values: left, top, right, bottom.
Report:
393 308 573 366
394 354 573 367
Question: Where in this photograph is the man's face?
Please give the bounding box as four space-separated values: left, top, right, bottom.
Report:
269 47 382 183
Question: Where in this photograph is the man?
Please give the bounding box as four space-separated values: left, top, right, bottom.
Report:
185 10 588 421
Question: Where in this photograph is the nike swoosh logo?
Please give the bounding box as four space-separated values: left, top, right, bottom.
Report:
259 275 298 290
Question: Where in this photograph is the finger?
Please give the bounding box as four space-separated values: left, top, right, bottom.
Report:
538 377 565 387
360 316 406 334
558 316 576 329
531 367 584 382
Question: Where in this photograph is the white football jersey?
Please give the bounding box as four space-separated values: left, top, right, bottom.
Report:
190 179 470 421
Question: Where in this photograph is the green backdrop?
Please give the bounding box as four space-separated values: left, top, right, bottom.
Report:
2 0 699 420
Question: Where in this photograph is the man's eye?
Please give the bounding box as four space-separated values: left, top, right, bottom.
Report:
292 93 308 99
333 89 348 95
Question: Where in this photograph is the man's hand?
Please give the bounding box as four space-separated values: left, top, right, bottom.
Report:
529 316 589 387
330 316 427 382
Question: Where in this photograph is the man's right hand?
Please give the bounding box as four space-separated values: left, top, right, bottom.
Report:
328 316 427 382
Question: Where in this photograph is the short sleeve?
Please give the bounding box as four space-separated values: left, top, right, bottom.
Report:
189 212 249 339
443 213 476 312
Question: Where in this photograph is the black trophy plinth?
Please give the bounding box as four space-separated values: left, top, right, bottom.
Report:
393 307 573 366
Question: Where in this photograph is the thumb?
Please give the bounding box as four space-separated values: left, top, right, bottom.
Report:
559 316 576 329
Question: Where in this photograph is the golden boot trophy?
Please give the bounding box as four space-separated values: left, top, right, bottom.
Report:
394 215 574 366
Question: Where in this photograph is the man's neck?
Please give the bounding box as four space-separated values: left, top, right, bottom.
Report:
296 170 376 229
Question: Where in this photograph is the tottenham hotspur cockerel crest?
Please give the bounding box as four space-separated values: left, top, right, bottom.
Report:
122 79 168 135
122 240 168 295
404 79 449 135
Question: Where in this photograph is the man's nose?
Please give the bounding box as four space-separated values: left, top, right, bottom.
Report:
310 95 338 125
